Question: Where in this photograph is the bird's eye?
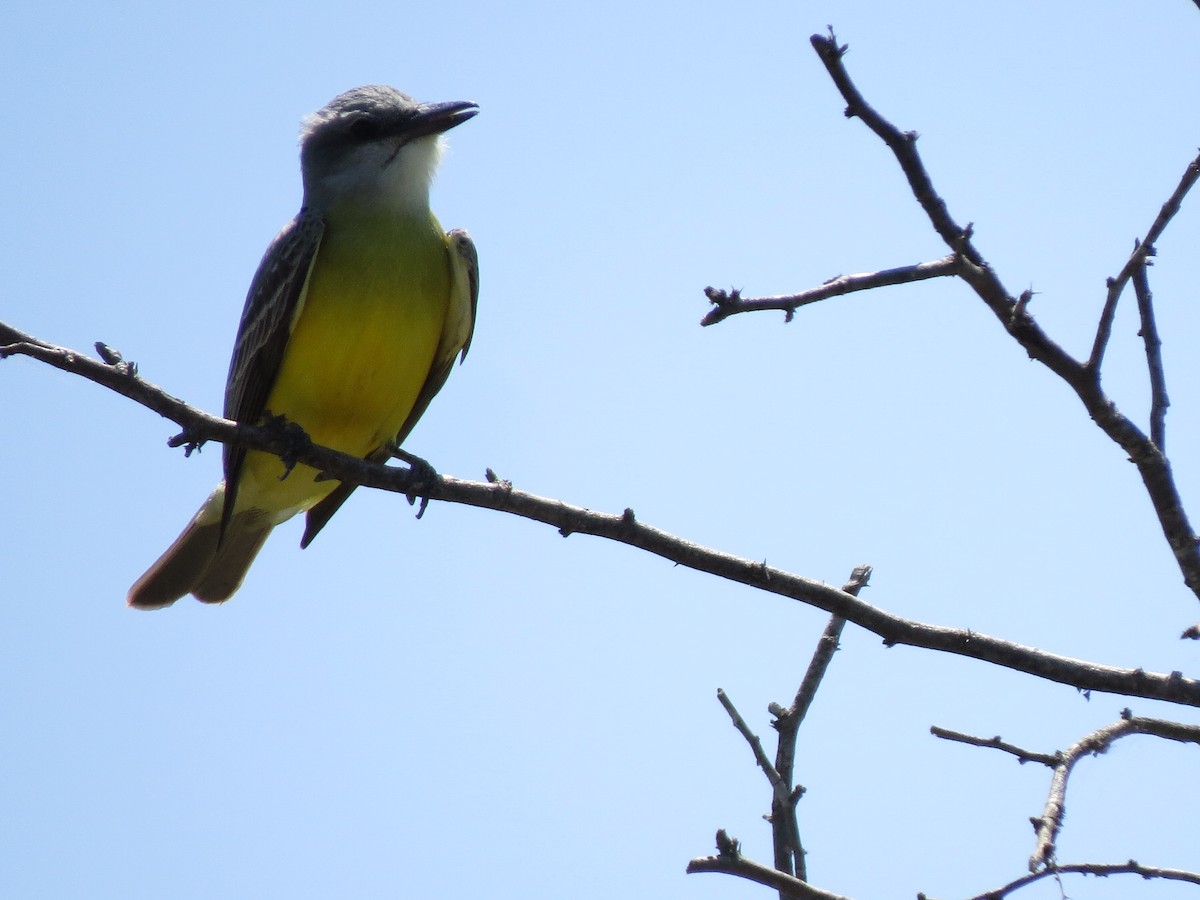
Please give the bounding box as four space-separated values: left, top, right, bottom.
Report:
347 117 380 140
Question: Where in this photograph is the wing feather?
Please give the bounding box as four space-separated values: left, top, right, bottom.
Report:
220 211 325 533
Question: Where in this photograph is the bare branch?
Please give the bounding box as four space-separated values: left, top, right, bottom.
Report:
1030 711 1200 870
711 567 869 897
1132 260 1170 450
5 324 1200 705
700 257 960 327
929 726 1059 768
1090 251 1139 374
959 860 1200 900
763 566 869 884
686 835 854 900
798 33 1200 609
717 689 784 794
782 567 869 729
928 717 1200 879
1089 148 1200 373
1 324 204 431
808 31 981 267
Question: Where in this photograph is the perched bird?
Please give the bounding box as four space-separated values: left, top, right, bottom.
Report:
128 86 479 609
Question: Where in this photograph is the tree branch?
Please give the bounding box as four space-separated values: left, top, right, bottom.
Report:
954 860 1200 900
929 726 1059 768
4 322 1200 706
700 257 960 326
710 568 867 898
934 716 1200 871
766 566 868 885
780 33 1200 611
1090 152 1200 372
1029 711 1200 871
686 833 854 900
1132 259 1170 451
716 688 785 798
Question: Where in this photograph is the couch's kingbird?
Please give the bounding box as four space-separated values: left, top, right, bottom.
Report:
128 85 479 609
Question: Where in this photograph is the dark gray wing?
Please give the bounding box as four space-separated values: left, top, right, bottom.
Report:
221 210 325 534
300 228 479 548
392 228 479 442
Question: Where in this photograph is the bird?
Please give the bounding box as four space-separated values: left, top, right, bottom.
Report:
127 85 479 609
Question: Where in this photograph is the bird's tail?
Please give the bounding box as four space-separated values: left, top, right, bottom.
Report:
127 489 274 610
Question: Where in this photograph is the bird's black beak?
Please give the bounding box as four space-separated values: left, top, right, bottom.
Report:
409 100 479 139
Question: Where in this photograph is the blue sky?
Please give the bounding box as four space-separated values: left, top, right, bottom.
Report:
3 2 1200 898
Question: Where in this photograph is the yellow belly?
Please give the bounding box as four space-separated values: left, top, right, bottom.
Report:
236 212 451 520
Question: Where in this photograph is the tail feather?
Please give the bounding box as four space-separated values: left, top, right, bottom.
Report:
192 512 273 603
127 516 222 610
128 506 274 610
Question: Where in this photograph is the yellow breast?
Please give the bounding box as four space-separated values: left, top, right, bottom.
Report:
237 211 451 518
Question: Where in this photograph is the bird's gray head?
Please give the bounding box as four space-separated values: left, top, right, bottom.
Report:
298 85 478 209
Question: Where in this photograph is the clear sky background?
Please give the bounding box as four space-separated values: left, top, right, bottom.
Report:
3 2 1199 898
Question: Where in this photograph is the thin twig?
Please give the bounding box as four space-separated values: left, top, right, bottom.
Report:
1090 152 1200 371
809 31 983 267
803 34 1200 608
1090 255 1140 374
957 860 1200 900
929 726 1059 767
4 324 1200 705
686 836 854 900
713 567 869 897
1090 151 1200 371
785 566 870 727
766 566 869 884
717 689 784 794
701 257 960 326
1132 260 1170 450
1030 711 1200 870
